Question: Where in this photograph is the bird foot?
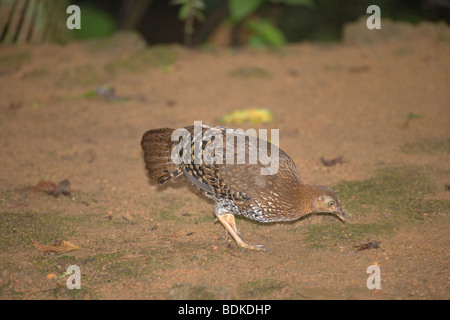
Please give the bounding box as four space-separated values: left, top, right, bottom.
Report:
237 242 270 252
215 212 270 252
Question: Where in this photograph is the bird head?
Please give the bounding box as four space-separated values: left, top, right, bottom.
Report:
309 185 345 222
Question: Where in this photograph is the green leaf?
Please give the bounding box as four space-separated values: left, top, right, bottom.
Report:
270 0 314 7
178 3 189 20
192 0 206 10
171 0 187 5
246 19 286 47
228 0 263 23
194 10 205 22
248 36 266 48
72 5 116 40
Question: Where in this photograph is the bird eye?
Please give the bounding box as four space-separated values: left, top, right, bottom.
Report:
327 200 335 207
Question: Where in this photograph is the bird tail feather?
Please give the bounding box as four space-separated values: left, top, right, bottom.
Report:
141 128 182 185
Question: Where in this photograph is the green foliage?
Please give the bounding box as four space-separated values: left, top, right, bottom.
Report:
170 0 314 47
72 5 116 40
1 0 71 44
229 0 314 24
246 19 286 47
401 112 423 127
228 0 312 47
172 0 205 22
271 0 314 6
171 0 206 45
229 0 264 24
406 112 423 120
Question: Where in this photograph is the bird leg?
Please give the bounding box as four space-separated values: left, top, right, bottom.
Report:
223 213 239 242
215 216 241 242
214 217 240 242
216 213 268 251
214 204 269 251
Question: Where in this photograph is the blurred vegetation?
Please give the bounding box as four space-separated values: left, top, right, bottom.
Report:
227 0 312 46
0 0 72 44
171 0 206 46
71 4 116 40
69 0 448 46
2 0 447 45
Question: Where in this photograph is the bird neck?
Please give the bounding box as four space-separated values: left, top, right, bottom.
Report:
277 182 314 219
295 183 316 215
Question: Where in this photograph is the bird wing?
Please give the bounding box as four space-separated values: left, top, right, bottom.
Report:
179 125 302 206
181 165 214 194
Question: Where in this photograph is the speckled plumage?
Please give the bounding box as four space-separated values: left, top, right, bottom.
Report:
141 124 345 251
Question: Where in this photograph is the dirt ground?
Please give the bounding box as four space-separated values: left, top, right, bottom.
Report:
0 21 449 300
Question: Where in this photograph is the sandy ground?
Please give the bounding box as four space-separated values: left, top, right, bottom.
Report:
0 22 449 300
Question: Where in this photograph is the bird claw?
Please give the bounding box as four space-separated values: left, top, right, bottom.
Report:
238 242 271 252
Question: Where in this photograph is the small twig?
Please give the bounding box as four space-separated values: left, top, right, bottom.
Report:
320 156 344 167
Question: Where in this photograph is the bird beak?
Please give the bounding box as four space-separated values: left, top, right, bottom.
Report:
336 208 346 223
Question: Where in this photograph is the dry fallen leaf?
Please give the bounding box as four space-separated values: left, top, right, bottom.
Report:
18 179 71 197
46 273 58 280
353 240 381 252
29 236 80 253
